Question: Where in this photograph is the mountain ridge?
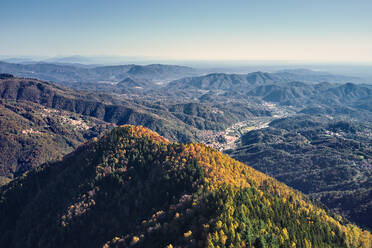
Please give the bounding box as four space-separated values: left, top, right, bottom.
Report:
0 61 198 89
0 125 370 248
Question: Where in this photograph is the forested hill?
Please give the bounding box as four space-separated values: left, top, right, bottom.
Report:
0 125 370 248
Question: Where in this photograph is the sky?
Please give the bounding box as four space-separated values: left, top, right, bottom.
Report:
1 0 372 63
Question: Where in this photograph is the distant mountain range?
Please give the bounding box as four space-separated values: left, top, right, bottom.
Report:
165 72 372 116
274 68 361 83
167 72 277 92
0 61 198 89
166 71 366 94
0 61 367 89
247 81 372 107
0 55 150 65
127 64 197 82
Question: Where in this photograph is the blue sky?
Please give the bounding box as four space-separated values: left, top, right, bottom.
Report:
1 0 371 62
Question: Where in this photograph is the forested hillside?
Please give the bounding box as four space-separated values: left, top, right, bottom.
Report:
0 99 112 185
228 115 372 229
0 75 263 143
0 125 370 248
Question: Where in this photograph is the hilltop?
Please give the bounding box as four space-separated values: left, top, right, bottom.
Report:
0 125 370 248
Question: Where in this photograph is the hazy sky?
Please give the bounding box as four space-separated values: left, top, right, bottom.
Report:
1 0 372 62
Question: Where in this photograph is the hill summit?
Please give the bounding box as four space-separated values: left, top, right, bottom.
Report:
0 125 370 248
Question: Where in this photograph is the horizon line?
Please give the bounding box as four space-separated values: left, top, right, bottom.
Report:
1 55 372 66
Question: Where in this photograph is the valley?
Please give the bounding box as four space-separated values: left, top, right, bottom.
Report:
199 102 294 151
0 61 371 235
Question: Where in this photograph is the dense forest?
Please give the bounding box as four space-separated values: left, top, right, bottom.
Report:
1 125 370 247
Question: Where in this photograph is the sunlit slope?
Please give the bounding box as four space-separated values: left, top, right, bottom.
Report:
0 125 370 248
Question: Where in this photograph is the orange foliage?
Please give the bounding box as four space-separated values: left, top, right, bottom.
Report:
108 125 372 247
121 125 170 144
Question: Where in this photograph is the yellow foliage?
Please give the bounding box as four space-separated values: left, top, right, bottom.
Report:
131 236 140 245
184 230 192 238
112 125 372 247
219 230 227 245
282 227 289 240
304 239 312 248
216 220 223 229
120 125 170 144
